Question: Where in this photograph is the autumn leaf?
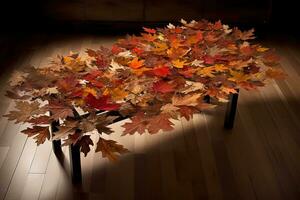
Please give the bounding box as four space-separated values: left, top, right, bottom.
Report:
62 132 81 146
27 116 51 125
52 120 78 140
46 101 74 120
143 27 156 34
85 94 120 111
3 101 45 124
172 93 201 107
9 71 28 87
96 137 129 161
178 106 198 120
21 126 50 145
172 59 188 69
161 103 179 119
122 112 148 135
152 66 171 77
78 135 94 156
153 80 175 93
147 114 174 134
5 90 30 100
197 67 215 77
128 57 145 69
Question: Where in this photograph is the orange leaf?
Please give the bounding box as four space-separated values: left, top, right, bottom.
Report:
128 57 145 69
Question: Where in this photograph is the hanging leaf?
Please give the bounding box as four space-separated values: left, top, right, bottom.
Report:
96 137 129 161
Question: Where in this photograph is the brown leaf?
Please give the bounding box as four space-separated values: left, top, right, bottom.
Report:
95 137 129 161
78 135 94 156
147 114 174 134
172 93 201 107
5 90 30 100
3 101 46 124
46 101 74 120
52 120 78 140
27 116 51 125
21 126 50 145
122 112 148 135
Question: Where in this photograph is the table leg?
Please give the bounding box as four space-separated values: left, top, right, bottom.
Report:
51 120 62 155
224 90 239 129
69 144 82 184
204 95 210 103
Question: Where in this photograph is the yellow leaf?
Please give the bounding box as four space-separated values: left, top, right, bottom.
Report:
213 64 228 72
257 47 269 52
153 42 168 52
228 70 250 82
110 88 128 101
83 87 97 97
172 59 188 68
197 67 215 77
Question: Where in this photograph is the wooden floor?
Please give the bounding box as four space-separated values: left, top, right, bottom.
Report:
0 32 300 200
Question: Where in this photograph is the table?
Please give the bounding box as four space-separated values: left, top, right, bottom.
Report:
4 19 284 185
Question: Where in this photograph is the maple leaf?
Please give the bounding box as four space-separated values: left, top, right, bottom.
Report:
21 126 50 145
3 101 45 123
27 116 51 125
212 64 228 72
178 106 198 120
122 112 148 135
172 59 188 68
228 70 251 83
85 94 120 111
52 120 78 140
78 135 94 156
153 81 175 93
221 86 238 95
143 27 156 34
46 101 74 120
96 137 129 161
5 90 30 100
9 71 28 87
172 93 201 107
180 81 204 94
128 57 145 69
197 67 215 77
62 132 81 146
161 103 179 119
152 66 171 77
153 42 168 52
147 114 174 134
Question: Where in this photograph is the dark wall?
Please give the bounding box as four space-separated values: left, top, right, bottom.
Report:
0 0 298 35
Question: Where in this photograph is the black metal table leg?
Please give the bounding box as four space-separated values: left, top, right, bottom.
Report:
69 144 82 184
51 120 62 155
224 89 239 129
204 95 210 103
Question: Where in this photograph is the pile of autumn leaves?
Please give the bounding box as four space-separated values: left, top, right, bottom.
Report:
4 19 285 161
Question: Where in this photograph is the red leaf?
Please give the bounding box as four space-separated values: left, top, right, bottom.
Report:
85 94 120 111
122 112 148 135
152 66 171 77
152 81 175 93
111 45 123 54
143 27 156 34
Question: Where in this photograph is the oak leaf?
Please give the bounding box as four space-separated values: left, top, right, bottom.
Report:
96 137 129 161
